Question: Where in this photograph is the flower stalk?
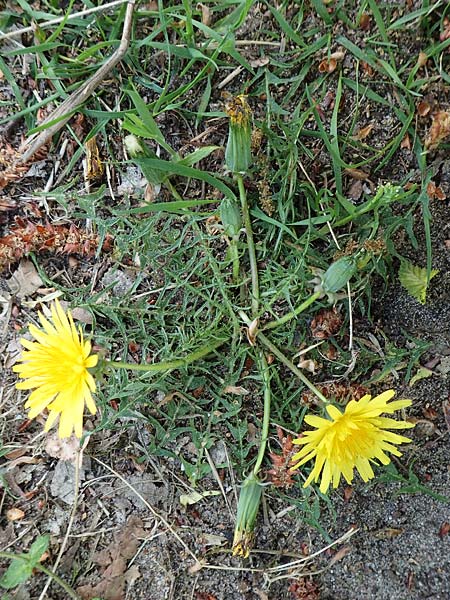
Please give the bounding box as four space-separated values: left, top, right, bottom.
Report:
107 337 227 372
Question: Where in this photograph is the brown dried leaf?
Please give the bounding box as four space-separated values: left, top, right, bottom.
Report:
77 516 145 600
425 111 450 149
84 135 104 182
417 51 428 68
223 385 250 395
6 508 25 521
351 123 374 141
426 181 446 201
310 307 343 339
417 100 431 117
348 179 363 201
246 318 259 346
197 2 211 26
401 133 411 150
443 399 450 433
344 167 370 180
439 522 450 539
439 17 450 42
361 61 374 77
7 259 43 299
45 434 80 462
318 57 337 73
297 358 317 373
359 13 371 30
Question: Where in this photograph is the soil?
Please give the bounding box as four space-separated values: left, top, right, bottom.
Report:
1 2 450 600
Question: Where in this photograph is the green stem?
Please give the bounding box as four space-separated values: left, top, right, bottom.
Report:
165 179 184 202
229 238 240 283
253 351 271 476
239 310 328 406
0 552 80 600
107 337 227 372
263 290 323 331
237 174 259 317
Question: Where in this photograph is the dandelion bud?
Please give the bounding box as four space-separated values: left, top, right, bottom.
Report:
225 95 252 174
232 472 262 558
321 256 356 293
124 134 164 185
220 198 242 238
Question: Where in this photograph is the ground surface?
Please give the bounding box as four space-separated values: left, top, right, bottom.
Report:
0 1 450 600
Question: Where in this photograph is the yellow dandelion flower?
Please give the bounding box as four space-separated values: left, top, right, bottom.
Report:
291 390 415 494
13 299 98 439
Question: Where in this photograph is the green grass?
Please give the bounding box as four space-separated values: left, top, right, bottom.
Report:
1 0 449 569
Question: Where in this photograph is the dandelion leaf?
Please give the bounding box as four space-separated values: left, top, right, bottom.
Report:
398 261 438 305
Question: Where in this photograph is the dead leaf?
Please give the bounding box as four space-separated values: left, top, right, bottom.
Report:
372 527 403 540
425 111 450 149
329 545 351 565
6 508 25 521
344 167 369 180
84 136 104 182
297 359 317 373
359 13 371 30
188 560 206 574
401 133 411 150
310 306 343 339
197 2 211 26
439 522 450 539
249 56 270 68
417 100 431 117
77 516 145 600
417 51 427 68
45 434 80 462
318 57 337 73
246 318 259 346
179 490 220 507
348 179 363 201
7 260 43 299
427 181 446 201
223 385 249 395
440 17 450 42
71 307 94 324
351 123 374 141
443 399 450 433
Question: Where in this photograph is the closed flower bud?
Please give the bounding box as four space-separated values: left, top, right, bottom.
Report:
124 134 164 185
321 256 356 293
232 472 262 558
225 95 252 174
220 198 242 238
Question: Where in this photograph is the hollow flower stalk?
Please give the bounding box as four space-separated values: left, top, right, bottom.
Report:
291 390 415 494
13 300 98 438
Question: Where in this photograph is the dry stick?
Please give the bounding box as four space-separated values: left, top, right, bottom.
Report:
18 0 136 164
0 0 130 42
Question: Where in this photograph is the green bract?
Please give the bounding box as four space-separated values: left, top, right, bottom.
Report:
322 256 356 293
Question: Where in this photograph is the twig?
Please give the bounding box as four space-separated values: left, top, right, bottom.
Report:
0 0 130 42
18 0 136 164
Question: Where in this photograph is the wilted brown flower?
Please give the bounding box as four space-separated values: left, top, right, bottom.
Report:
310 306 343 339
266 427 297 488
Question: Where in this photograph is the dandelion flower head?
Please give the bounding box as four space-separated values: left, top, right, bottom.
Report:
291 390 415 494
13 299 98 438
